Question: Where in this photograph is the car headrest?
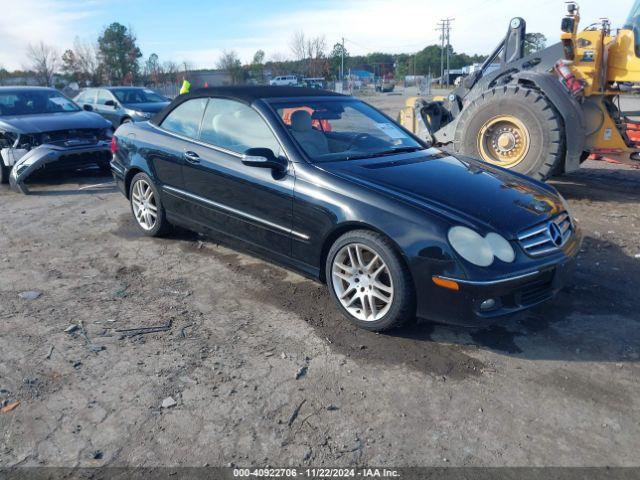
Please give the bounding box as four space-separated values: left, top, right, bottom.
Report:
291 110 312 132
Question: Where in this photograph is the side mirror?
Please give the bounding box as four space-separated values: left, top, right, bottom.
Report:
104 100 117 108
242 148 287 172
82 104 93 112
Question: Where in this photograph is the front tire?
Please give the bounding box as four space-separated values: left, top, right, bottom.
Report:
326 230 415 331
454 86 564 180
0 163 10 184
129 172 169 237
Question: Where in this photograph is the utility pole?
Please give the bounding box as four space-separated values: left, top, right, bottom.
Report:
341 37 345 82
445 18 454 87
436 18 454 86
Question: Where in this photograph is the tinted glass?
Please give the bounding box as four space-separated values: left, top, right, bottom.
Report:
0 90 80 116
161 98 208 138
270 99 422 162
199 98 281 154
625 0 640 55
111 88 166 104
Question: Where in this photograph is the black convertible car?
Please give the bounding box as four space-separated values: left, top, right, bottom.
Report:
111 86 581 331
0 87 113 193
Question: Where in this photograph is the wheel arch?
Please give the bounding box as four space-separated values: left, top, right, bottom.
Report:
124 167 145 199
318 221 411 284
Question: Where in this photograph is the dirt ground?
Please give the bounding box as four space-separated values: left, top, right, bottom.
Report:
1 91 640 468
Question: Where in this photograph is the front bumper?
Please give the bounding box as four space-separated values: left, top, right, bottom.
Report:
9 141 111 194
421 232 582 326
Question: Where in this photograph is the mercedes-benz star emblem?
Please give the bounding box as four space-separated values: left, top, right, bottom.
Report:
548 222 563 247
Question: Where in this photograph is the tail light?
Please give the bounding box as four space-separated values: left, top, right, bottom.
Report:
110 136 117 154
555 60 584 96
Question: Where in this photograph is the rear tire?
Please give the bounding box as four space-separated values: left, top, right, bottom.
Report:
129 172 170 237
326 230 415 332
454 85 564 180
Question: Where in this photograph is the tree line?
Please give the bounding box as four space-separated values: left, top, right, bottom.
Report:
0 24 547 87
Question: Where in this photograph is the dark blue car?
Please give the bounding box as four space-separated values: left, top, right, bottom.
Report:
110 86 581 331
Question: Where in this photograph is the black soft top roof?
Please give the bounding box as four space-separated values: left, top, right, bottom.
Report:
185 85 345 103
152 85 347 125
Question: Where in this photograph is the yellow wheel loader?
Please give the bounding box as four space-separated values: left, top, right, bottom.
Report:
398 2 640 180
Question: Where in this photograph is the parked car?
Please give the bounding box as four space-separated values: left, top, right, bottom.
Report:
111 86 581 331
0 87 113 193
269 75 298 86
74 87 170 127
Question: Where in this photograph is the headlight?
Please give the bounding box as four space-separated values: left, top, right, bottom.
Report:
485 232 515 263
135 111 152 119
448 226 494 267
447 226 515 267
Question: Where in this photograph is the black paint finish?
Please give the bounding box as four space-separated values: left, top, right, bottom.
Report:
111 88 581 326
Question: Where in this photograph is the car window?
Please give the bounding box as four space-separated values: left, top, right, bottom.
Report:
161 98 208 138
112 88 165 104
199 98 281 155
271 99 422 162
96 90 113 105
0 90 81 116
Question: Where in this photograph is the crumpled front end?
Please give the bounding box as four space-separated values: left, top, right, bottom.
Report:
8 139 111 194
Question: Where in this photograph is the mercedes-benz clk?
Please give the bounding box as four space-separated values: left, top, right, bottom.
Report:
110 86 581 331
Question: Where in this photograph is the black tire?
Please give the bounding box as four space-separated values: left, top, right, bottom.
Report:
98 161 112 175
325 229 415 332
0 163 9 184
128 172 170 237
120 117 132 126
454 85 565 180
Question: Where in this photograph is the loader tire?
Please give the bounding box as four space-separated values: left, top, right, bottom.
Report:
454 85 564 180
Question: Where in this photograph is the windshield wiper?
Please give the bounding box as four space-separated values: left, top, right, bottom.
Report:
340 146 424 162
366 146 424 158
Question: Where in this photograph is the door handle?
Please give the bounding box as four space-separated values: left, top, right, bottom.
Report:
183 151 200 164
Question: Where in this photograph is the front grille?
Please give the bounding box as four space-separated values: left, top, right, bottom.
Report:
517 212 572 257
41 129 102 144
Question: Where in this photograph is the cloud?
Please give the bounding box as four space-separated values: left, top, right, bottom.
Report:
0 0 104 70
246 0 630 57
0 0 632 71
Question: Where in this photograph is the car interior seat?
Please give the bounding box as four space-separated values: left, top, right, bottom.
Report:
290 110 329 157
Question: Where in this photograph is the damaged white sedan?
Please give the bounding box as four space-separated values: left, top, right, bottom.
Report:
0 87 113 193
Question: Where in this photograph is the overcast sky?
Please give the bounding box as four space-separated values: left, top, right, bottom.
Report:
0 0 632 70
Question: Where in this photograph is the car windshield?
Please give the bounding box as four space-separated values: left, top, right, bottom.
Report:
270 98 424 162
111 88 166 104
0 90 80 116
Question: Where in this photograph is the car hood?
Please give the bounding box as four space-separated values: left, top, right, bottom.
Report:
319 148 564 238
0 111 110 133
123 102 170 113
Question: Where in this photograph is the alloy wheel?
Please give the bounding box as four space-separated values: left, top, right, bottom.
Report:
131 179 157 231
331 243 394 321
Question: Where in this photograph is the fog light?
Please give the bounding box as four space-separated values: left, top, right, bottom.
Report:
480 298 497 311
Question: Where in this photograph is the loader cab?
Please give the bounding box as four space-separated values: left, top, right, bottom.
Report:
624 0 640 57
605 0 640 83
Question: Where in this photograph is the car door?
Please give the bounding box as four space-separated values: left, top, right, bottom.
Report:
152 97 209 217
95 89 120 126
181 97 295 257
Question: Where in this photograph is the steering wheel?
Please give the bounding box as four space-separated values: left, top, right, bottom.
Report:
346 133 370 150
